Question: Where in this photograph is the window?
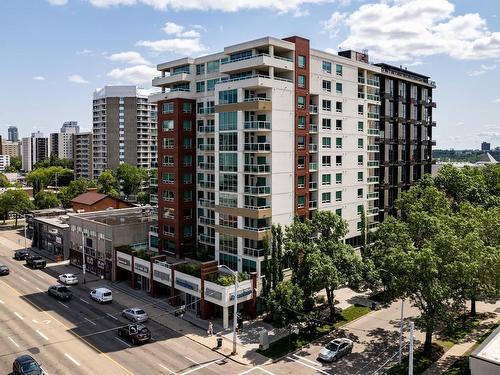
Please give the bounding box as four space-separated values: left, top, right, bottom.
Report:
219 133 237 151
182 102 192 113
336 101 343 113
183 155 192 166
219 111 237 131
322 100 331 111
322 137 331 148
219 193 237 208
357 188 363 198
335 191 342 202
358 104 364 115
336 82 343 93
336 119 342 130
322 192 331 204
322 174 331 185
197 102 204 114
357 171 364 182
163 155 174 166
207 60 220 73
298 96 305 109
196 81 205 93
183 120 192 131
183 191 192 202
162 172 174 184
335 208 342 217
332 156 341 167
219 89 238 104
183 138 193 149
207 78 219 91
298 136 306 149
163 120 174 131
183 173 192 184
297 195 305 208
357 205 364 215
298 55 306 68
322 155 331 167
322 80 331 92
298 156 306 168
358 138 364 149
298 75 306 88
219 153 238 172
336 173 342 184
163 138 174 149
297 175 306 188
183 226 193 237
298 116 306 129
322 61 332 73
322 118 331 130
163 225 175 236
358 121 364 132
162 102 174 114
219 173 238 192
358 155 364 165
196 63 205 75
357 221 363 232
336 137 342 149
336 64 343 76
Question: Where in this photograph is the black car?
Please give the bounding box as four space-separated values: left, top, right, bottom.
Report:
47 285 73 301
117 324 151 345
0 264 9 275
12 354 43 374
26 255 46 269
14 250 30 260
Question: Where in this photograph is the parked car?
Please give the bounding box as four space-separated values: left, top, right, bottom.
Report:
14 250 30 260
317 338 353 362
0 264 9 276
58 274 78 285
12 354 43 374
90 287 112 303
47 285 73 301
117 324 151 345
26 255 46 269
122 307 149 323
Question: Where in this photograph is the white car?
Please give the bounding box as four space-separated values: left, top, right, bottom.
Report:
90 287 113 303
58 274 78 285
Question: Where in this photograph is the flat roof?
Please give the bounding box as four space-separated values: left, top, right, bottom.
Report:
34 216 69 228
471 325 500 365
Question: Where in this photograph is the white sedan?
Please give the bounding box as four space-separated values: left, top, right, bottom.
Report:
58 274 78 285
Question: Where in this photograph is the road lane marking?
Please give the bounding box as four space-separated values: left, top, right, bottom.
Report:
40 367 49 375
19 276 27 283
115 337 132 347
64 353 81 366
57 301 69 308
8 336 20 348
106 313 119 320
287 356 331 375
14 312 24 320
36 287 44 293
184 356 199 364
238 368 275 375
293 354 320 366
36 330 49 341
158 364 175 374
79 298 90 304
179 360 219 375
84 317 97 326
36 273 46 280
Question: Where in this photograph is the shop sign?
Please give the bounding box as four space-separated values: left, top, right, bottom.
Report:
97 260 105 269
176 278 198 292
153 269 170 282
229 287 253 301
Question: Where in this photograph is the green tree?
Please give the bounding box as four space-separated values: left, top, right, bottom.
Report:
0 189 35 226
0 173 10 187
58 178 96 207
116 164 148 199
34 191 61 209
5 156 22 172
97 169 119 198
267 280 304 327
26 166 73 194
34 155 73 170
137 191 150 205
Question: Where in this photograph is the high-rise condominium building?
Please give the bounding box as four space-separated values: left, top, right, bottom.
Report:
50 132 74 160
73 132 93 179
22 132 50 172
61 121 79 134
92 86 157 179
2 140 21 158
151 36 435 277
8 126 19 142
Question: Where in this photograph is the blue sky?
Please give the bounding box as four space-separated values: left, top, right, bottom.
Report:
1 0 499 149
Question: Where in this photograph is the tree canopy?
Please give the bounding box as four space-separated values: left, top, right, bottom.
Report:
58 178 96 207
34 191 61 209
0 189 35 226
97 169 119 198
116 164 148 199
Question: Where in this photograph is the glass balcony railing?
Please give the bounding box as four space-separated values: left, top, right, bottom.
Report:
309 105 318 114
244 186 271 195
244 143 271 152
309 200 317 209
243 121 271 130
309 163 318 171
244 164 271 173
367 192 379 199
367 176 379 184
309 144 318 152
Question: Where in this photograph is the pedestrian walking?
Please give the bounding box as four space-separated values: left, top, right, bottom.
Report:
207 321 213 336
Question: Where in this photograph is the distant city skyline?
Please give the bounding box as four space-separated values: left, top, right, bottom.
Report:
1 0 499 148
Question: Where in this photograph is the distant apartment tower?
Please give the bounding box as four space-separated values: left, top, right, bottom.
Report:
22 132 50 171
2 140 21 158
92 86 157 179
0 155 10 172
8 126 19 142
481 142 491 152
50 132 75 160
61 121 79 134
73 132 93 179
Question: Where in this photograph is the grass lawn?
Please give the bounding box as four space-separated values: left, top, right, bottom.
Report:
257 305 372 359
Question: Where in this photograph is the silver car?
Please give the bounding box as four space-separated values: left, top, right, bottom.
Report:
122 308 148 323
318 338 353 362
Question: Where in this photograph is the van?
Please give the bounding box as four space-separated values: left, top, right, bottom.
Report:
89 287 113 303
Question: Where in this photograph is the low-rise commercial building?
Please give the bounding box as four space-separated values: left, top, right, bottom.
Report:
31 215 70 261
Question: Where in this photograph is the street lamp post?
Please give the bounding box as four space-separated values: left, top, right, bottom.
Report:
81 230 86 284
218 264 238 355
398 298 405 364
23 214 27 251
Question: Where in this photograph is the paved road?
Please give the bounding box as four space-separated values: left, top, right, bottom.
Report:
0 237 246 375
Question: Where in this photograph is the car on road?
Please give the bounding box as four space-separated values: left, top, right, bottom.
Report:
122 307 149 322
90 287 113 303
317 338 353 362
117 323 151 345
0 264 9 275
12 354 43 374
14 249 30 260
58 273 78 285
25 255 46 269
47 285 73 301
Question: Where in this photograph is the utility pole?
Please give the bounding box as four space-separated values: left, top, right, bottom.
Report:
408 321 414 375
81 229 86 284
398 299 405 364
23 214 27 251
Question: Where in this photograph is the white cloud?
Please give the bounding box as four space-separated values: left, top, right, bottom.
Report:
68 74 89 84
493 98 500 103
468 70 486 77
329 0 500 62
87 0 336 14
33 76 46 81
480 64 496 70
107 51 150 65
136 38 208 55
467 63 496 77
161 22 200 38
322 11 347 38
107 65 157 84
47 0 68 5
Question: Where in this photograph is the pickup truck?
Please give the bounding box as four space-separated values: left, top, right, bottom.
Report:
26 255 46 269
48 285 73 301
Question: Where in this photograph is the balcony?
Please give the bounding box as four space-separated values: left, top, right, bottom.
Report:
243 225 271 232
220 54 293 74
198 162 215 171
198 199 215 208
215 96 272 113
198 181 215 189
244 164 271 173
366 94 380 101
368 145 380 152
309 105 318 114
244 186 271 195
243 121 271 131
358 92 365 99
309 163 317 171
368 128 380 136
198 144 215 152
358 77 365 84
309 200 317 209
367 176 379 184
150 194 158 204
198 125 215 133
368 112 380 119
367 207 379 216
366 78 380 87
310 124 318 133
368 161 379 168
309 181 317 190
198 234 215 245
244 143 271 152
152 72 192 87
150 178 158 187
198 216 215 226
367 192 379 200
243 247 265 258
309 144 318 152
